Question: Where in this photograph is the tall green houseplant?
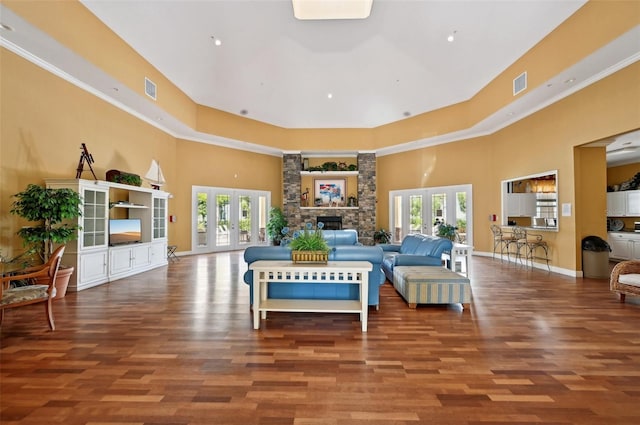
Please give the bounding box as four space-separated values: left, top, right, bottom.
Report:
10 184 83 261
265 207 288 245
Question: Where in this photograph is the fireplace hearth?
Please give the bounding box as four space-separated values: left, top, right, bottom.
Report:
317 216 342 230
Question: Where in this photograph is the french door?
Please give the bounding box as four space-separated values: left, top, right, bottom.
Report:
192 186 270 253
389 184 473 245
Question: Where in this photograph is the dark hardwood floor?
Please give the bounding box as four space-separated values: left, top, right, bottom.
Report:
2 252 640 425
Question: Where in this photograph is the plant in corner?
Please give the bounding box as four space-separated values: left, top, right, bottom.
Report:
265 207 288 245
10 184 83 298
373 228 392 244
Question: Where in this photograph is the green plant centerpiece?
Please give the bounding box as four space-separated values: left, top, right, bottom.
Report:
285 222 330 263
265 207 288 245
10 183 83 298
435 222 458 241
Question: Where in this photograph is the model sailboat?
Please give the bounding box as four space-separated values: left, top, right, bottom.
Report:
144 159 166 190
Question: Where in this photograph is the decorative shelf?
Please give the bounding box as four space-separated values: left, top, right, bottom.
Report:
300 171 358 176
300 207 359 210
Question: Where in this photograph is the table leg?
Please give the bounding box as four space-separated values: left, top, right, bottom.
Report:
253 279 260 329
361 275 368 332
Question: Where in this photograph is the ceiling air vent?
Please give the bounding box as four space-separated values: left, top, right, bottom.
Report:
513 72 527 96
145 77 157 100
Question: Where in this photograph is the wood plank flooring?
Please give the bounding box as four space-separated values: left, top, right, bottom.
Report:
2 252 640 425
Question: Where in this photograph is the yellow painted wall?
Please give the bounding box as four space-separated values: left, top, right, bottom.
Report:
0 49 281 256
378 61 640 271
574 146 608 269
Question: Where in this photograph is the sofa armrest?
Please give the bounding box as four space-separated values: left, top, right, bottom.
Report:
393 254 443 267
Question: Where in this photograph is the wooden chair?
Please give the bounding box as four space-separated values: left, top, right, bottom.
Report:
610 260 640 303
1 245 65 330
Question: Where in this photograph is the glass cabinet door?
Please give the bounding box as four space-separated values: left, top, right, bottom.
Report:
153 197 167 239
82 188 108 249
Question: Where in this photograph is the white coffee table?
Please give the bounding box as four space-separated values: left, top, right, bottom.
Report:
250 260 372 332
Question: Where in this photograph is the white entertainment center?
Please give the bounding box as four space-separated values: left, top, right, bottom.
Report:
45 179 170 292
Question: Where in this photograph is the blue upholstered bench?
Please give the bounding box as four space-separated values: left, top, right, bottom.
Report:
392 266 472 310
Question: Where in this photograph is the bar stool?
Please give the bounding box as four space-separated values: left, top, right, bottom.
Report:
490 224 515 261
520 233 550 271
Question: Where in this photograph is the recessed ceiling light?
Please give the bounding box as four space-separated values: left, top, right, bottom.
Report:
403 111 411 117
0 23 15 31
327 93 333 99
564 77 576 84
210 36 222 46
240 109 248 115
447 30 457 42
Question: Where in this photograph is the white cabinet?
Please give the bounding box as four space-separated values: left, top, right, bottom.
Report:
132 244 151 269
607 190 640 217
607 192 627 216
109 244 152 279
45 178 170 291
150 241 168 266
627 191 640 216
506 193 536 217
109 246 134 276
78 250 108 290
608 232 640 260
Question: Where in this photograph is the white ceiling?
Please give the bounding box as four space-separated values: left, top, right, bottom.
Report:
79 0 588 129
1 1 638 164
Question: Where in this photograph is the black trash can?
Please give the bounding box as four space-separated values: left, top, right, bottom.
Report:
581 236 611 279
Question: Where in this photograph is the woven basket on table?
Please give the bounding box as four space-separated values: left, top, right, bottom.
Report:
291 250 328 264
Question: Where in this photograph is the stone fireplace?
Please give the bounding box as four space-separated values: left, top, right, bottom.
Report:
282 152 376 245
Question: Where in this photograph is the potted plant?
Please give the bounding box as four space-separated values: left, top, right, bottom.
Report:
10 184 83 299
436 222 458 241
286 222 330 263
265 207 288 245
373 228 392 244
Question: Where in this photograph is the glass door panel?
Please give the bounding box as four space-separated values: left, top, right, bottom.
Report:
431 193 446 233
392 195 403 243
196 191 209 248
238 195 252 245
455 192 468 243
258 196 267 243
409 195 422 234
82 188 107 248
216 194 231 248
153 197 167 239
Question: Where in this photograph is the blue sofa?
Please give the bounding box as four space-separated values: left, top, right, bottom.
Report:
243 245 386 308
379 234 453 282
321 229 361 246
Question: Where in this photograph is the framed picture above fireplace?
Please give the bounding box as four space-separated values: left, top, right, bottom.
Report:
314 178 346 206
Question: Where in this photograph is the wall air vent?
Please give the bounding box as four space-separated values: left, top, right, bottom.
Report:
145 77 157 100
513 72 527 96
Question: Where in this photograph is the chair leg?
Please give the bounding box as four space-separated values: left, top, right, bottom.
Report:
0 308 4 326
619 293 626 303
45 298 55 331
